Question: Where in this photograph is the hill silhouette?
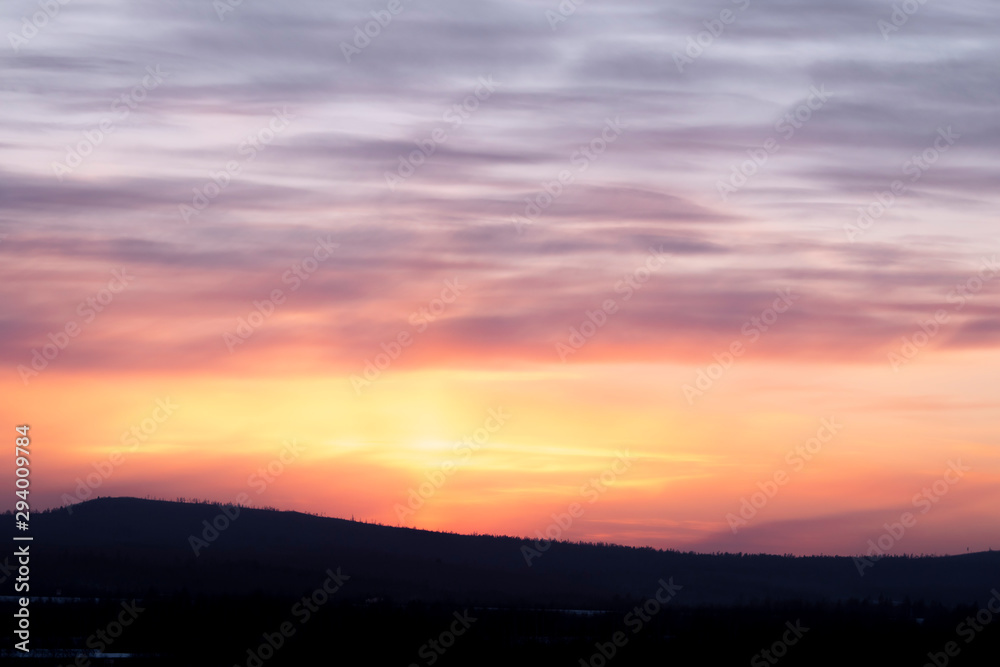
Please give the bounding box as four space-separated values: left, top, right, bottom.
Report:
6 497 999 666
19 497 1000 607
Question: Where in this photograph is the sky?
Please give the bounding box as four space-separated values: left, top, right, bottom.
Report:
1 0 998 556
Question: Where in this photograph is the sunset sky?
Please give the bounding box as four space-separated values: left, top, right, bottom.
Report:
2 0 998 556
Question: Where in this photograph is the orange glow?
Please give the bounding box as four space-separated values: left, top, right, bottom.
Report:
5 347 998 556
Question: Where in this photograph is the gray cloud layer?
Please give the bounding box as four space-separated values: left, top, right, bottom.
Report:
2 0 998 373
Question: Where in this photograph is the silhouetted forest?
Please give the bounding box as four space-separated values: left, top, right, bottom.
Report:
3 497 998 665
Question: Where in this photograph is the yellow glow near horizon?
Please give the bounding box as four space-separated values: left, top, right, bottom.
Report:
4 348 998 555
